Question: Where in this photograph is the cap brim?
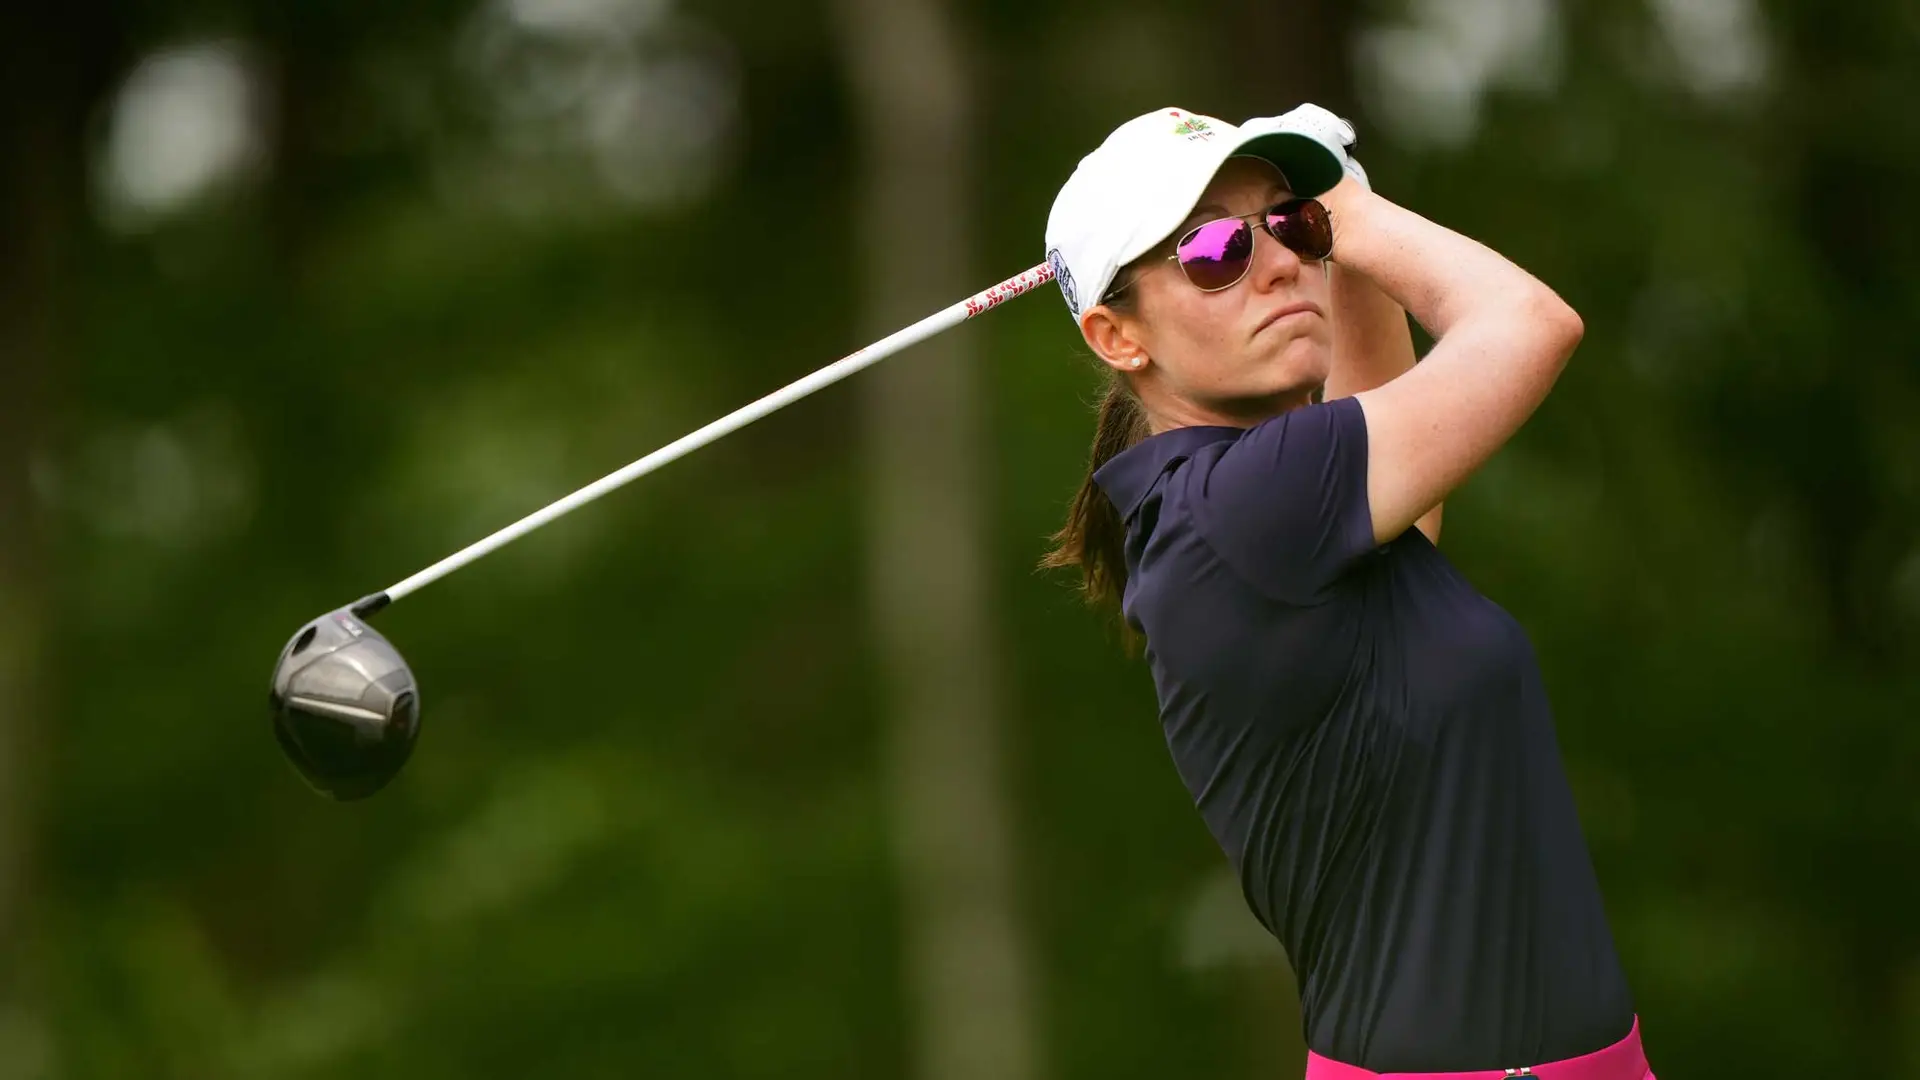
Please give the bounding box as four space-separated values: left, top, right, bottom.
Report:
1233 131 1344 199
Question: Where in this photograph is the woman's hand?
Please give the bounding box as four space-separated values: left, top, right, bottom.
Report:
1271 103 1370 192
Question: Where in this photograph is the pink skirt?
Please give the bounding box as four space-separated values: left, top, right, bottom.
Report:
1304 1017 1653 1080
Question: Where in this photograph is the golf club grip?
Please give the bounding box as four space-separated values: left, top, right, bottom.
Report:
378 260 1057 605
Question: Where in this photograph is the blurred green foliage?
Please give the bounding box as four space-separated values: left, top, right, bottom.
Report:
1 0 1916 1077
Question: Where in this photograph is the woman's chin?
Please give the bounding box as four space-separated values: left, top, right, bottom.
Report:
1244 341 1329 391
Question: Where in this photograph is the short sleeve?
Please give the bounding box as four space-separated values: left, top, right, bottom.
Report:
1184 396 1377 604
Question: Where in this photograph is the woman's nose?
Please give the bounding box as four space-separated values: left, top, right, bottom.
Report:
1250 226 1303 291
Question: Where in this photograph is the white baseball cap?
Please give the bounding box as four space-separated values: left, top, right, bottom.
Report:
1044 106 1346 321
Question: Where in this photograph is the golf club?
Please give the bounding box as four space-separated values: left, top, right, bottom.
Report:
269 260 1059 800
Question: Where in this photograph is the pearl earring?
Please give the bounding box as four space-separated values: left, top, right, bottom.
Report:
1130 357 1144 368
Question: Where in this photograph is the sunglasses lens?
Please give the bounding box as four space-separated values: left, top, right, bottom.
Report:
1267 199 1333 260
1175 218 1255 291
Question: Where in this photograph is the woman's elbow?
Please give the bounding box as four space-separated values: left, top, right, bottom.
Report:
1526 289 1584 361
1554 299 1585 350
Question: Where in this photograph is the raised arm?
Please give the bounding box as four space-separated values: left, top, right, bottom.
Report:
1323 186 1583 546
1321 177 1440 543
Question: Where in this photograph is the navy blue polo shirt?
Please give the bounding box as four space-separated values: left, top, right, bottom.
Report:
1094 396 1633 1071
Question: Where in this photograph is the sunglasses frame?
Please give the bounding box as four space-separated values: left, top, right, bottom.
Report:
1103 197 1332 304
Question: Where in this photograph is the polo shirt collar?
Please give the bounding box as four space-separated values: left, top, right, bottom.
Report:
1093 425 1244 519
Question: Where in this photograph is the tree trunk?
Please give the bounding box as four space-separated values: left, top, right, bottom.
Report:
1228 0 1359 118
0 3 120 1046
831 3 1038 1079
0 105 55 1027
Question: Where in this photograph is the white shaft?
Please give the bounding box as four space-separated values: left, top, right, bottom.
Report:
381 260 1057 604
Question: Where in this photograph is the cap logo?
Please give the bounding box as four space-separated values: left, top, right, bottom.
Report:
1047 247 1079 316
1169 112 1214 141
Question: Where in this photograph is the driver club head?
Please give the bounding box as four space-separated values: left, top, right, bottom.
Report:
269 604 420 801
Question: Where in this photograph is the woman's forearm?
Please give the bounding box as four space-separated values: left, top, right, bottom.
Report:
1325 262 1416 400
1322 179 1418 402
1325 257 1443 540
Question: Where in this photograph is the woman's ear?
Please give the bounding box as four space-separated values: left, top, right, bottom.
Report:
1081 305 1151 374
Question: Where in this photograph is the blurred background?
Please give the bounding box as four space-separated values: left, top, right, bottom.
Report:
1 0 1917 1076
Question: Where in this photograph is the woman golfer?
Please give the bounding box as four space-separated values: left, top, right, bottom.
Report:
1042 105 1654 1079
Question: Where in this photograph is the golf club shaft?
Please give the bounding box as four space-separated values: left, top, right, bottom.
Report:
361 260 1058 613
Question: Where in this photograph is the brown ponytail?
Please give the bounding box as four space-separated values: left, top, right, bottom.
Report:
1040 372 1150 616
